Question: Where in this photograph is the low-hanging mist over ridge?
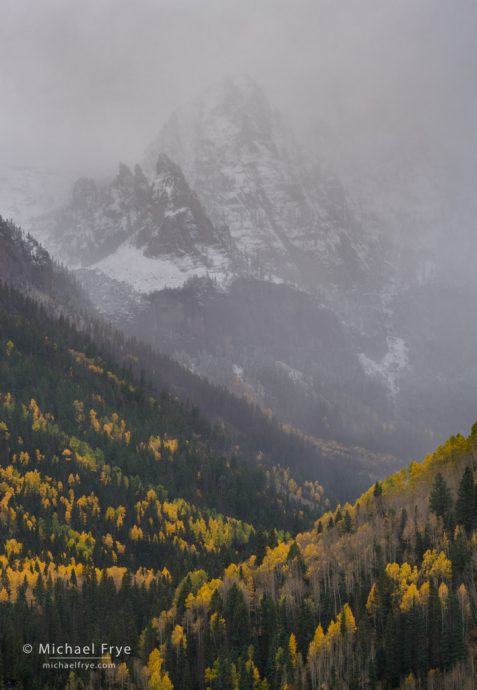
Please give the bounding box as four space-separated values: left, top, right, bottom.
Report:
1 68 468 470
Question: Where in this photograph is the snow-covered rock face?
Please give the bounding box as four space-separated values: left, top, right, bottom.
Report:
143 75 374 291
35 76 383 298
45 155 234 290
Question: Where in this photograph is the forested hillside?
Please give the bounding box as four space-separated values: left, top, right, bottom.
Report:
156 431 477 689
0 216 88 312
0 280 328 687
1 276 477 687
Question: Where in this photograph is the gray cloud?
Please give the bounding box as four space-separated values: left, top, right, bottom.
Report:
0 0 476 181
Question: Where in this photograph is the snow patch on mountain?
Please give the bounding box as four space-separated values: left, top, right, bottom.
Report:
274 361 306 386
358 336 409 400
90 242 232 293
232 364 244 381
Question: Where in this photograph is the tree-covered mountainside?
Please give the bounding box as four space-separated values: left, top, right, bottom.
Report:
153 431 477 690
0 280 328 686
0 216 89 312
2 281 477 688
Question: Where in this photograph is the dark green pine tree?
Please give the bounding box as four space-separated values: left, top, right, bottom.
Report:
258 592 277 671
343 510 353 533
449 528 470 578
427 579 442 669
296 598 316 656
448 588 466 665
429 472 453 527
402 609 414 673
415 603 428 676
224 583 251 657
383 611 401 686
287 541 306 576
455 467 476 534
373 481 383 498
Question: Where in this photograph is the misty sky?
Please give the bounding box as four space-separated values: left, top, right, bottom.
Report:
1 0 476 177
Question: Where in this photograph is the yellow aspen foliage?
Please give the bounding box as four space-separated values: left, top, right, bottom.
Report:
106 566 128 589
421 550 452 581
458 583 469 608
29 399 48 432
163 502 179 521
438 582 449 604
366 583 379 616
186 579 221 611
341 603 357 634
289 633 298 668
386 562 418 592
130 525 144 541
103 533 114 549
5 340 14 357
106 505 126 529
327 604 357 639
19 451 29 465
97 413 131 443
116 541 126 555
24 470 42 493
115 662 129 687
419 581 430 604
400 583 420 611
23 514 36 531
171 625 187 650
146 648 174 690
5 539 22 558
148 436 162 461
89 409 101 433
259 541 290 572
308 624 327 659
163 438 178 455
161 567 172 582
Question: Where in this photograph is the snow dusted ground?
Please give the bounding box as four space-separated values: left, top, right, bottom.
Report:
90 242 232 293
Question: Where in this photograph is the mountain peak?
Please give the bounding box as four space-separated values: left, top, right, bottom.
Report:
117 161 133 179
202 73 269 110
155 152 181 177
152 152 194 207
141 75 369 290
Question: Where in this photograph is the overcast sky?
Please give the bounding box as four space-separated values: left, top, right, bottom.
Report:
1 0 476 176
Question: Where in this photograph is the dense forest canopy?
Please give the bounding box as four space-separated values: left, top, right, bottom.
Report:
1 275 477 688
